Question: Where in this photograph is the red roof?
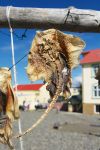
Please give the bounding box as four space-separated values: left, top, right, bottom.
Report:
80 49 100 65
14 84 44 91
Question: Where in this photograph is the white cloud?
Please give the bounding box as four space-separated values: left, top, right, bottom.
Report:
1 45 11 51
74 76 82 83
72 75 82 87
1 43 25 52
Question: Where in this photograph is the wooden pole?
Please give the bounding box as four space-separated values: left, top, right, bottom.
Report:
0 6 100 32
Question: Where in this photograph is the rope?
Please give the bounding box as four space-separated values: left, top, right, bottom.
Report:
15 92 59 138
6 6 24 150
9 52 29 71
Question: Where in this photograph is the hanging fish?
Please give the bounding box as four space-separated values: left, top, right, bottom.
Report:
0 67 19 149
16 29 85 138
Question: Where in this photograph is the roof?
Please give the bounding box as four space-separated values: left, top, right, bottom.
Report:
14 84 44 91
80 49 100 65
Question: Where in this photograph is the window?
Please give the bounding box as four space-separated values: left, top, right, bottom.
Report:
95 105 100 114
92 64 100 77
92 85 100 98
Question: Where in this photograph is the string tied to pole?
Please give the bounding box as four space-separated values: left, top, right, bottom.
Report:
6 6 24 150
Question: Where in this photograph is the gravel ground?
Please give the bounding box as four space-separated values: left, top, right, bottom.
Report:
0 110 100 150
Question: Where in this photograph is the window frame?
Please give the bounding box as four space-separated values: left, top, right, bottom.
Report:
94 104 100 114
92 84 100 98
91 64 100 78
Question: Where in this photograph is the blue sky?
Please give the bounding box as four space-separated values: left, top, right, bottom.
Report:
0 0 100 86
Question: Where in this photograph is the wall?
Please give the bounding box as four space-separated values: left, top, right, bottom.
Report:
82 64 92 104
82 63 100 114
83 103 94 115
38 83 50 103
17 91 38 110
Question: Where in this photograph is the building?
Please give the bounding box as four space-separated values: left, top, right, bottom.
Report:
14 82 81 111
70 87 80 96
80 49 100 114
14 83 50 110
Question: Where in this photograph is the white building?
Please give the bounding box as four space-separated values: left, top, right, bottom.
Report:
70 87 80 96
14 83 50 110
80 49 100 114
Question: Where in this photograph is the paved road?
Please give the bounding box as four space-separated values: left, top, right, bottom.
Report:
0 110 100 150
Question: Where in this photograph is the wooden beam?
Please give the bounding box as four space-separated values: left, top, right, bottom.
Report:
0 6 100 32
